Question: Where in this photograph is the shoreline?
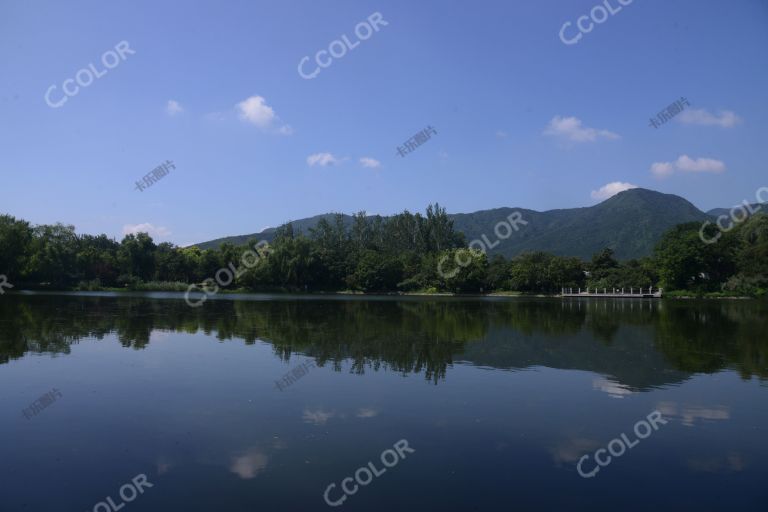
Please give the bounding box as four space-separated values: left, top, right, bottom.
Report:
3 288 758 300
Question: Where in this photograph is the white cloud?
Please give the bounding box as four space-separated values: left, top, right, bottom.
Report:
675 155 726 173
307 152 340 167
496 130 508 139
651 162 675 178
166 100 183 116
237 95 275 127
236 95 292 134
651 155 726 178
204 111 227 121
544 116 619 142
590 182 638 200
122 223 171 238
677 108 742 128
359 157 381 169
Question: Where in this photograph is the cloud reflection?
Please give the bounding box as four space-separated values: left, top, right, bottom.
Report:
302 408 336 425
230 448 269 479
687 452 746 473
592 377 634 398
656 401 730 426
550 438 601 466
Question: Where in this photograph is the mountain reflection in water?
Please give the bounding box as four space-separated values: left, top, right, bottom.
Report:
2 293 765 389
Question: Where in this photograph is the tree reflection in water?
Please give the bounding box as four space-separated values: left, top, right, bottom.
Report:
1 294 766 387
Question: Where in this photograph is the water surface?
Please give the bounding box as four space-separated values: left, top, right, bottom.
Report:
1 293 766 511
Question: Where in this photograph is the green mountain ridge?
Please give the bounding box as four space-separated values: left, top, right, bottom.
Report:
705 203 766 218
195 188 716 260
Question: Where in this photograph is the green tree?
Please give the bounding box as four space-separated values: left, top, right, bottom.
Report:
0 214 32 280
438 248 488 293
118 232 157 282
26 223 78 286
76 234 120 285
654 222 739 292
349 250 404 292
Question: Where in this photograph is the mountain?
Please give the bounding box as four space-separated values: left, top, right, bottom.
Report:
195 213 355 250
706 203 766 219
195 188 712 260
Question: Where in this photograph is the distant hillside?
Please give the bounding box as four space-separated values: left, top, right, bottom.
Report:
195 189 713 260
706 203 766 219
197 213 353 250
449 189 711 259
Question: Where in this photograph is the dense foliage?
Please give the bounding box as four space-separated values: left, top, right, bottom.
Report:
1 208 766 296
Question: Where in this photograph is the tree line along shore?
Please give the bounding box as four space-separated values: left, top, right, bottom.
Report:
1 205 766 297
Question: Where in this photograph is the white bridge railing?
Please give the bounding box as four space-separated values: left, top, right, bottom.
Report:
560 287 663 297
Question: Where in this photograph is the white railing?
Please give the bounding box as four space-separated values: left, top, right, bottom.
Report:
561 287 663 297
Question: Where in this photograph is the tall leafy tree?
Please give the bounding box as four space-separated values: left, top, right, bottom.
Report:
0 214 32 279
118 233 157 282
26 223 78 286
654 222 739 291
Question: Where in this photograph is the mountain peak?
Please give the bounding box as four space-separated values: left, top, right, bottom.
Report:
605 187 688 203
195 188 712 260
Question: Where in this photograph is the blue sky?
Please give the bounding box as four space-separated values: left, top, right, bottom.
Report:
1 0 766 246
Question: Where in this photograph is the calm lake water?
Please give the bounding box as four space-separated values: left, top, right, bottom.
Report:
1 292 766 511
